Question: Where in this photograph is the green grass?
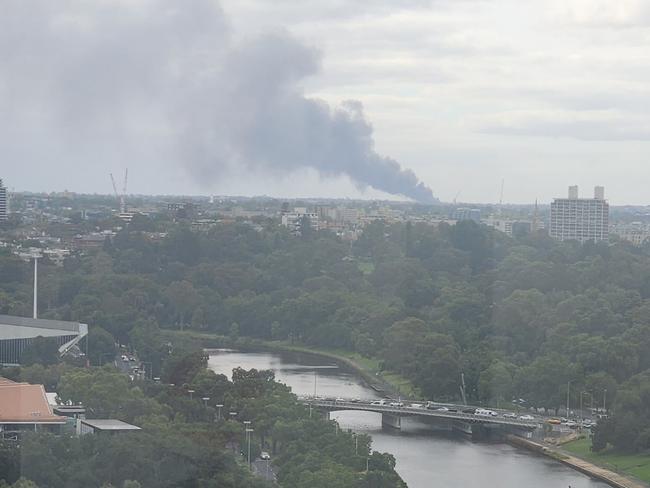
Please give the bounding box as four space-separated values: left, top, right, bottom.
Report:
357 261 375 275
563 438 650 482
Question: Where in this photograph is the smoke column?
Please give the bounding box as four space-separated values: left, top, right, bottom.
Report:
0 0 436 203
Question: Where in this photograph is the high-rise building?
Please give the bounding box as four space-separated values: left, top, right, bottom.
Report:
0 179 7 222
550 186 609 243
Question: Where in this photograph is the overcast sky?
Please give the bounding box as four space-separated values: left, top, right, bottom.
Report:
3 0 650 204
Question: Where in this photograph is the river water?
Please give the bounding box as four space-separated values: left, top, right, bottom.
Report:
208 349 610 488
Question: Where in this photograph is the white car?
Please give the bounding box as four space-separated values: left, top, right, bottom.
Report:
476 409 498 417
260 451 270 460
502 412 517 418
409 403 425 409
518 415 535 421
371 400 386 406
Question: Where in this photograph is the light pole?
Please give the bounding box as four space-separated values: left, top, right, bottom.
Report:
215 404 224 421
566 380 571 418
187 389 195 400
355 434 359 455
580 391 592 421
202 397 210 408
366 457 370 473
603 389 607 414
246 428 254 468
142 361 153 380
243 420 252 457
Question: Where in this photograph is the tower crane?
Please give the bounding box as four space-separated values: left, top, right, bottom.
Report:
109 169 128 214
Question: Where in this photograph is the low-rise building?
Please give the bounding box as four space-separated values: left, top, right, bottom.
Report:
0 378 67 439
78 419 141 435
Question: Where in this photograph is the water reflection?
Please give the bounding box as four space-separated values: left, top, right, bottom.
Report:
209 349 609 488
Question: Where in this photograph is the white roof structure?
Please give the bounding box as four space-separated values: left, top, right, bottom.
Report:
0 315 88 365
80 419 141 432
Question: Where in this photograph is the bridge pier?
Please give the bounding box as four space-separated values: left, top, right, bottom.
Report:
382 413 402 430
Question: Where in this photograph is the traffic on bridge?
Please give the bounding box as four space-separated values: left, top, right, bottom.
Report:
299 397 542 429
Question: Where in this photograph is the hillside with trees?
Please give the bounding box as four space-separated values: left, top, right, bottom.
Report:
3 218 650 451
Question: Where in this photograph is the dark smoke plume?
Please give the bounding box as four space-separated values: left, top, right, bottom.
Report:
0 0 436 202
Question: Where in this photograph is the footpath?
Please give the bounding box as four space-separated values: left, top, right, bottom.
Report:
507 436 650 488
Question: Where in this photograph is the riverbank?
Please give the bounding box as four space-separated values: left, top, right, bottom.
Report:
161 329 419 399
260 342 420 399
507 435 649 488
562 438 650 486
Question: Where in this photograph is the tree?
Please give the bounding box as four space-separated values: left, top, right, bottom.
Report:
165 281 200 330
382 318 429 372
21 337 60 366
88 326 116 366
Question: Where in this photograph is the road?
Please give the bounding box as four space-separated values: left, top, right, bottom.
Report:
251 457 276 483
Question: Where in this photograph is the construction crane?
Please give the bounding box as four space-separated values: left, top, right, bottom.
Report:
109 169 128 214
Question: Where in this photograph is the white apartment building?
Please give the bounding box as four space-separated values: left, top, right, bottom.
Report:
281 210 320 235
550 186 609 243
0 179 7 222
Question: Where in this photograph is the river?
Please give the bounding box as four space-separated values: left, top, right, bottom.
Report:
208 349 610 488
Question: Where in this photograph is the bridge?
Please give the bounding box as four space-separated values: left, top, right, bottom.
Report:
300 397 540 435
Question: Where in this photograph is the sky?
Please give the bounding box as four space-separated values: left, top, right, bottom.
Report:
2 0 650 204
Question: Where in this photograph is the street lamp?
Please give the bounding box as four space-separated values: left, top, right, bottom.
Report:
202 397 210 408
215 404 224 421
566 380 571 418
187 389 195 400
142 361 153 380
603 389 607 414
246 428 254 468
580 391 592 421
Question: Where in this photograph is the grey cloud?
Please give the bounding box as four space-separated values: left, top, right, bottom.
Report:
480 113 650 141
0 0 436 202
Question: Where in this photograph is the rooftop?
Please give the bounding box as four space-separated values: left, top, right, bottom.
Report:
0 379 67 424
80 419 141 431
0 314 83 332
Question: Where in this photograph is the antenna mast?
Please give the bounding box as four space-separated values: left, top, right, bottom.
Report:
499 179 504 206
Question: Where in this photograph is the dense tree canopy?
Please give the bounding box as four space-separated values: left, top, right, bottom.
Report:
5 216 650 452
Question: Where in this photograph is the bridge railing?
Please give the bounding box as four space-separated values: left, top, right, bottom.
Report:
301 399 540 428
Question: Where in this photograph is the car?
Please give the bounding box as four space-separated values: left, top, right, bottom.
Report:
409 403 424 409
476 409 498 417
547 418 562 425
335 398 345 403
371 400 386 406
390 402 404 407
129 357 136 362
518 415 535 421
260 451 270 460
121 355 128 361
436 406 449 412
349 398 361 403
502 412 517 419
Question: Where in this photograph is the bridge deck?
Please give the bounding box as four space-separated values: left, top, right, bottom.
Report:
302 399 540 429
